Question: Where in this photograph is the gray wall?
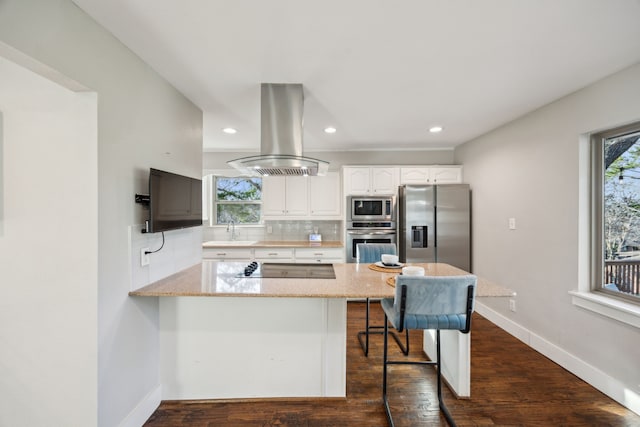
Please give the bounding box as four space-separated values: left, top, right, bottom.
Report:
0 1 203 426
455 62 640 410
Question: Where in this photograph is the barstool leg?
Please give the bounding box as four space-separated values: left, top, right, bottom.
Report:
382 315 394 427
356 298 372 356
437 330 457 427
358 298 410 357
365 297 370 355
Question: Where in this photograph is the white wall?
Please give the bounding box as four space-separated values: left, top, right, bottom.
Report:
455 62 640 413
0 55 98 426
0 1 203 426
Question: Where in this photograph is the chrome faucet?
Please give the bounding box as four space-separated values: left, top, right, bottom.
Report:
226 220 237 241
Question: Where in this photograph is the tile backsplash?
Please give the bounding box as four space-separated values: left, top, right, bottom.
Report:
202 220 342 242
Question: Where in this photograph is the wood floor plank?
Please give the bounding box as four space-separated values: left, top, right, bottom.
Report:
143 301 640 426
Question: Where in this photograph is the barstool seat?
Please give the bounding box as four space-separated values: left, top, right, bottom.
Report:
381 274 477 427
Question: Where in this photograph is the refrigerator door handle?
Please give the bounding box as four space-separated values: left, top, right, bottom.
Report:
433 207 437 248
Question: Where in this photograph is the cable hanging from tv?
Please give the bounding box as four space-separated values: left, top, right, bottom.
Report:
145 232 165 255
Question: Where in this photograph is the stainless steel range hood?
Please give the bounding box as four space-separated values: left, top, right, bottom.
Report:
227 83 329 176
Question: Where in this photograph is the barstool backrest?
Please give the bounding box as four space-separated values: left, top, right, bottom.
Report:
389 275 476 333
356 243 397 263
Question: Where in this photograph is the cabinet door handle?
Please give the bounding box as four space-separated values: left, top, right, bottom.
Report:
268 253 278 256
216 252 226 256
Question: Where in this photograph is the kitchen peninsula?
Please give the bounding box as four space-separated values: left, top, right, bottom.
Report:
130 261 513 400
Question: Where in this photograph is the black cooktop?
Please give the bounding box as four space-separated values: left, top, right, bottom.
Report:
239 262 336 279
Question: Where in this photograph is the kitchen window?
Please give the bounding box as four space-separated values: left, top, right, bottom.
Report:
211 176 262 225
591 122 640 305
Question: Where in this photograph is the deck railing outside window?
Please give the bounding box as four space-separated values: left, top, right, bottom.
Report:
604 259 640 296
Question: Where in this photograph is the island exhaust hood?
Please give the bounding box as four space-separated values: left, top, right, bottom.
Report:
227 83 329 176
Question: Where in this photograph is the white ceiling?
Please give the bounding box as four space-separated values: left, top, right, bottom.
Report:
71 0 640 153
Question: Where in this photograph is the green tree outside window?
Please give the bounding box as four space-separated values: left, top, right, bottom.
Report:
215 177 262 224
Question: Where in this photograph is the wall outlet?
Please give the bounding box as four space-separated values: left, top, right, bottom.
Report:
267 225 273 234
140 247 150 267
509 299 516 312
508 218 516 230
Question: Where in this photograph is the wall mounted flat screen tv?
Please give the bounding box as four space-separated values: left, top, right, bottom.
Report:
148 168 202 233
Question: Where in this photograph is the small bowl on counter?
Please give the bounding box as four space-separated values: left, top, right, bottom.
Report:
402 266 425 276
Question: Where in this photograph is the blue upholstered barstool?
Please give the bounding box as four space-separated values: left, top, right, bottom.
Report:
381 274 477 427
356 243 409 357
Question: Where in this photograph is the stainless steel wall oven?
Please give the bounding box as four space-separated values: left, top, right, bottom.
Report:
346 220 397 263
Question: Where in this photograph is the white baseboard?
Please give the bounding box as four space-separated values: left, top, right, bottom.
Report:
475 301 640 417
118 385 161 427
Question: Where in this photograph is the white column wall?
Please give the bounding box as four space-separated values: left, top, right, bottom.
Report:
455 62 640 413
0 56 98 427
0 1 203 426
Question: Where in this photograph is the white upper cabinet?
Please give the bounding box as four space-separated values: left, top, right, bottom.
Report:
343 167 399 195
430 166 463 183
400 166 462 185
262 176 308 217
344 167 370 194
263 172 341 219
309 172 341 217
399 167 430 184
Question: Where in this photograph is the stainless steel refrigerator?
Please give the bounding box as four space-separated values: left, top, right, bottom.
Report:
398 184 471 271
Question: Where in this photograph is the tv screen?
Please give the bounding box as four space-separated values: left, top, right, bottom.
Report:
148 168 202 233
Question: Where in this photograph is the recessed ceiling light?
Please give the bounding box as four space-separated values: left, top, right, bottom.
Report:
429 126 443 133
324 127 337 134
222 127 237 134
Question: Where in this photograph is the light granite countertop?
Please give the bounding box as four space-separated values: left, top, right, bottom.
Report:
202 240 344 249
129 261 515 299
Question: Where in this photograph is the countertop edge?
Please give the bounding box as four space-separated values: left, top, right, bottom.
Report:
202 240 344 249
129 261 515 299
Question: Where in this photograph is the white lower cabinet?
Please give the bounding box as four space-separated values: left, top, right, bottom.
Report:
203 246 345 264
202 248 253 261
295 248 344 264
254 248 295 263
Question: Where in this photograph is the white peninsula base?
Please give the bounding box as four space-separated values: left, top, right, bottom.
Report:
130 261 514 401
159 297 347 399
423 330 471 398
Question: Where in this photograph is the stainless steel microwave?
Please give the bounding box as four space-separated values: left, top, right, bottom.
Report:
347 195 395 221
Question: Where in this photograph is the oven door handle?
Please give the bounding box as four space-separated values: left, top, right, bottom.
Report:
347 230 396 235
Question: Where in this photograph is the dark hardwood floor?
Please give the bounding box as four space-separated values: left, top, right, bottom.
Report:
144 301 640 426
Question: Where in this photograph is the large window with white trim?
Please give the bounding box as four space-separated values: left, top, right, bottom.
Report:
592 122 640 303
212 176 262 225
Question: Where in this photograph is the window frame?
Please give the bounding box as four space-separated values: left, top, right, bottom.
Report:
570 123 640 330
211 175 263 226
591 121 640 305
